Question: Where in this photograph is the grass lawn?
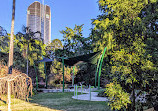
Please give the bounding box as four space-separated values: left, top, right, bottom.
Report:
0 92 111 111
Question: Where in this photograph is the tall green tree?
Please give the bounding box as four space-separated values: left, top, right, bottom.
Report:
138 1 158 109
92 0 158 110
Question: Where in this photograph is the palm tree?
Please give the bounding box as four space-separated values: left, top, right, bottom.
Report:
7 1 16 111
8 0 16 74
16 26 43 75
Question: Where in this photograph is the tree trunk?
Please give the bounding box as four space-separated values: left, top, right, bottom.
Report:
8 0 16 74
26 44 29 75
27 58 29 75
132 81 136 111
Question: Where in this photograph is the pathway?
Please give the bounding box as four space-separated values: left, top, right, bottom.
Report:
38 88 108 102
72 92 108 101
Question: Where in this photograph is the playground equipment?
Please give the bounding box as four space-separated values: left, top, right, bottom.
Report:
95 47 107 89
72 66 75 86
35 51 103 92
74 84 95 101
58 56 67 92
95 55 102 88
37 57 54 89
58 52 101 93
74 84 83 98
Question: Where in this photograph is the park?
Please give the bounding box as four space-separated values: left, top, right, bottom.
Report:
0 0 158 111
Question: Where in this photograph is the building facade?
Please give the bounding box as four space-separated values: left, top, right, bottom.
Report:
27 1 51 44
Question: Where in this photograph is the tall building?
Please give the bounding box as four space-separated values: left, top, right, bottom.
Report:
27 1 51 44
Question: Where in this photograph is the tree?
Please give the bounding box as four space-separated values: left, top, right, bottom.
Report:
45 39 63 59
60 24 92 57
138 1 158 109
16 26 45 75
0 26 7 37
92 0 158 110
8 0 16 74
0 26 9 53
49 59 78 86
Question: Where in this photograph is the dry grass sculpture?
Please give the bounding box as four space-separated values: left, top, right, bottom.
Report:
0 66 33 111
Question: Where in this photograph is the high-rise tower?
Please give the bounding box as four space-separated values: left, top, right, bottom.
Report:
27 1 51 44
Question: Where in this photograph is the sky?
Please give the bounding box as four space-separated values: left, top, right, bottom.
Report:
0 0 101 41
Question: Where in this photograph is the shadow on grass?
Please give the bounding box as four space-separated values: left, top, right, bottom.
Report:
0 99 6 104
29 92 111 111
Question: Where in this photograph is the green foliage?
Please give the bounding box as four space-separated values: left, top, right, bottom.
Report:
16 26 46 77
97 89 108 97
45 39 63 59
50 25 95 86
49 59 78 85
16 27 46 66
38 62 45 78
0 26 46 83
32 88 38 96
60 24 92 57
75 62 97 86
92 0 158 110
105 82 131 110
0 26 9 53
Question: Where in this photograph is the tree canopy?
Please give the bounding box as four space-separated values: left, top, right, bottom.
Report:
91 0 158 110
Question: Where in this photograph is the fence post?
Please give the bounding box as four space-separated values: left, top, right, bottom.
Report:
74 84 75 97
76 84 77 98
8 81 11 111
89 85 91 101
81 84 82 94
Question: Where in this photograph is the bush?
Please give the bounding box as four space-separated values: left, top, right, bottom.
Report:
105 82 131 110
32 88 38 95
97 90 108 97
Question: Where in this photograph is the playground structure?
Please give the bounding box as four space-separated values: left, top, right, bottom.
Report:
72 84 108 102
95 47 107 89
34 46 107 92
73 84 96 101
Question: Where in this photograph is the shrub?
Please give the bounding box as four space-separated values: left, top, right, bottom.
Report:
97 90 108 97
105 82 131 110
32 88 38 96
